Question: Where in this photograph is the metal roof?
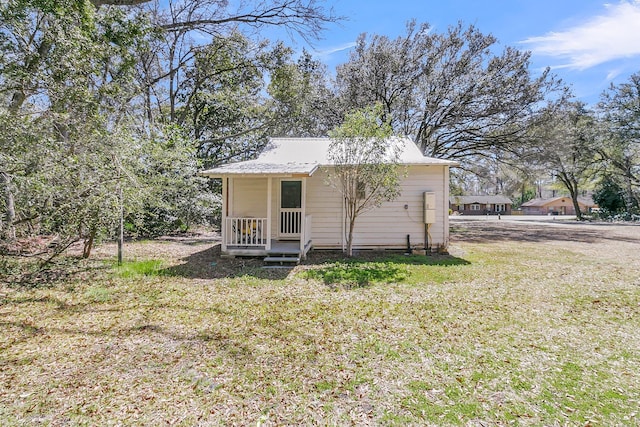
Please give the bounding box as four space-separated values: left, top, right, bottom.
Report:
200 137 457 177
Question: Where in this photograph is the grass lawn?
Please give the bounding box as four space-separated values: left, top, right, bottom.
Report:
1 220 639 425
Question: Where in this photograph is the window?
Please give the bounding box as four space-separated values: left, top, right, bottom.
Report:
495 204 505 212
356 180 366 200
281 181 302 209
470 204 481 211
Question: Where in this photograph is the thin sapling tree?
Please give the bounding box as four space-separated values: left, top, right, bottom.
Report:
327 105 402 256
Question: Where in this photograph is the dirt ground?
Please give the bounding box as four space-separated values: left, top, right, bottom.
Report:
449 217 640 265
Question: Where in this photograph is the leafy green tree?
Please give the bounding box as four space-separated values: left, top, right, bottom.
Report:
0 0 342 272
0 1 157 260
131 0 339 127
268 49 342 137
177 33 280 168
596 73 640 215
593 176 626 216
527 101 598 220
327 104 399 257
125 125 219 237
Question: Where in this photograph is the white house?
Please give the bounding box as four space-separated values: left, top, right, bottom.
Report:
200 137 456 261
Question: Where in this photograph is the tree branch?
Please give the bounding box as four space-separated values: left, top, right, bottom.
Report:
91 0 152 7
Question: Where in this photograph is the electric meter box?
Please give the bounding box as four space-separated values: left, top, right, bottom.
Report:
423 192 436 224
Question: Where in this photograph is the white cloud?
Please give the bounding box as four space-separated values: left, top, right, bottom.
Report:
313 41 357 59
606 68 623 81
521 1 640 69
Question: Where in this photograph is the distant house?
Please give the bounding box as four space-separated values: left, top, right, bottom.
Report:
449 195 512 215
200 137 457 260
520 196 598 215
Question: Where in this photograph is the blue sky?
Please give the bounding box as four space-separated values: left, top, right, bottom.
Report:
276 0 640 105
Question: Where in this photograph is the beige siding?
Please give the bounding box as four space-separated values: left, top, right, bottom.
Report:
306 165 449 249
226 165 450 249
306 170 343 247
231 178 268 217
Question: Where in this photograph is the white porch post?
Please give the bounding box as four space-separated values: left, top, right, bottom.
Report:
266 177 272 251
221 177 228 252
300 177 307 255
228 177 234 217
443 166 450 247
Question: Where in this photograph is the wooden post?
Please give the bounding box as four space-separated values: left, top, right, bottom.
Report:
266 177 272 251
221 177 228 252
117 184 123 266
300 177 307 256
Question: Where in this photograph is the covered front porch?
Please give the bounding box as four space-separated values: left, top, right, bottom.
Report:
220 176 313 260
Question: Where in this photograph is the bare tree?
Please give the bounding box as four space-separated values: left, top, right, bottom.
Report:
336 21 563 163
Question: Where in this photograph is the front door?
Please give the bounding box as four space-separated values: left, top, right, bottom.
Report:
279 180 302 238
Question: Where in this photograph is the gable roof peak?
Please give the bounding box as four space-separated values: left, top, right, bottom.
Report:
201 136 456 177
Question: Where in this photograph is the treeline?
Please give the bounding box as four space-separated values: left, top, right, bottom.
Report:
0 0 339 259
1 1 639 262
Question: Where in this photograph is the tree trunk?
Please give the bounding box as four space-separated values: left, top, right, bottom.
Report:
145 82 153 127
346 215 355 257
82 227 97 258
566 176 582 220
1 172 16 241
623 158 637 216
558 171 583 221
168 36 179 123
570 193 582 221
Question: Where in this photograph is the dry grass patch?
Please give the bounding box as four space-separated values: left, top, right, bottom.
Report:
1 221 639 425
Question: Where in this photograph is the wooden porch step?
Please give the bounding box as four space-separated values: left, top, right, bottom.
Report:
263 256 300 265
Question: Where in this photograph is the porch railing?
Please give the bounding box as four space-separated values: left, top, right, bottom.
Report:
225 217 267 247
280 209 302 235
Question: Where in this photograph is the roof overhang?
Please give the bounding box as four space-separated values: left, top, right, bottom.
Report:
199 172 315 179
199 163 320 178
407 160 459 167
